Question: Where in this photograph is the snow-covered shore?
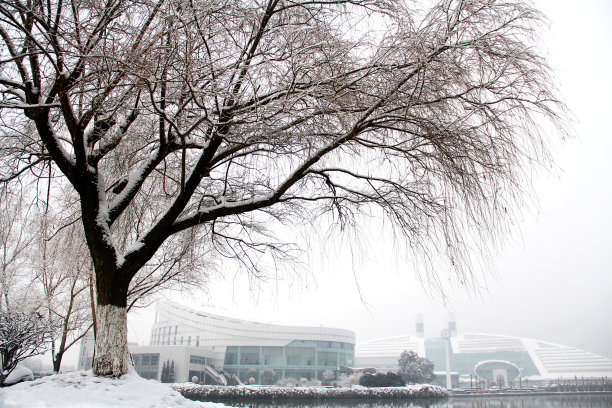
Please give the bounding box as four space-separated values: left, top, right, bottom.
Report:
172 383 449 402
0 371 447 407
0 370 227 408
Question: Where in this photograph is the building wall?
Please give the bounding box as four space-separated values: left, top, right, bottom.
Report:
148 302 356 383
130 345 216 383
222 340 354 383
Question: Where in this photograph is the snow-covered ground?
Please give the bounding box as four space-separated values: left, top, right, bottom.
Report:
0 370 447 407
0 369 227 408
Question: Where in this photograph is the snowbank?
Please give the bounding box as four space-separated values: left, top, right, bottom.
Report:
0 369 228 408
3 366 34 386
173 383 449 402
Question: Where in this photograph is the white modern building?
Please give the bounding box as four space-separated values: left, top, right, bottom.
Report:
78 302 356 384
355 315 612 387
144 302 355 384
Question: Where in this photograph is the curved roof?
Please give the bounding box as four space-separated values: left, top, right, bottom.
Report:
151 302 356 348
356 333 612 379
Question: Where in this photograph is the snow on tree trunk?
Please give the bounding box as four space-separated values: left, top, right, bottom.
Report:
92 304 129 377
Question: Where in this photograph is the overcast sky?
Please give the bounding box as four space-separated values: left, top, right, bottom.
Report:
123 0 612 363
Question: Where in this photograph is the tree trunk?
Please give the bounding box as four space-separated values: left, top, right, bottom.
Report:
53 352 63 373
91 267 131 377
92 303 129 377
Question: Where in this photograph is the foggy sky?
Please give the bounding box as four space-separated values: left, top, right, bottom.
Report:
125 0 612 361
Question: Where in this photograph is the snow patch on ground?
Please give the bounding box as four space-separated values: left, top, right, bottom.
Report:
3 366 33 386
0 369 228 408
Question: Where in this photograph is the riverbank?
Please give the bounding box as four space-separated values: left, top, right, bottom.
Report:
172 384 448 402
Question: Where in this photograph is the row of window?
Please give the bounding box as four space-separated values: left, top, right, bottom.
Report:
190 355 213 366
133 353 159 366
224 346 354 367
151 328 203 347
288 340 355 350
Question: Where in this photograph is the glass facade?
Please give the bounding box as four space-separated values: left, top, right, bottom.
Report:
149 302 356 384
424 338 541 377
222 340 355 383
133 353 160 380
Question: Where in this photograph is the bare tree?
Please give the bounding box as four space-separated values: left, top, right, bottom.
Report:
34 210 93 373
0 0 566 377
0 186 38 313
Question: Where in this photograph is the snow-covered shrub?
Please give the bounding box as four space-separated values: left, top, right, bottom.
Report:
398 350 435 384
359 372 405 387
0 311 54 386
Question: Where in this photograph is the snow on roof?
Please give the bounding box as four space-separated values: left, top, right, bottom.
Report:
0 369 226 408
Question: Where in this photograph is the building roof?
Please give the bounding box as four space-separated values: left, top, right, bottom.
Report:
356 333 612 379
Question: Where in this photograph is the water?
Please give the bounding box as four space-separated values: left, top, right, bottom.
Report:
231 395 612 408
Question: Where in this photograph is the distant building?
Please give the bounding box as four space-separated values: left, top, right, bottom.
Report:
148 302 355 383
356 315 612 387
78 302 356 384
77 331 94 371
129 344 222 384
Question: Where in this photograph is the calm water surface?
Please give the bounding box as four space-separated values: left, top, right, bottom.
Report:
235 395 612 408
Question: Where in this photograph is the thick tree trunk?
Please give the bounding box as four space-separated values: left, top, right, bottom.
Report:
91 263 131 377
92 304 130 377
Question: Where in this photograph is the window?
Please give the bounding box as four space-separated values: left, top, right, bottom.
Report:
190 355 207 365
262 347 283 365
196 336 199 347
240 353 259 365
133 353 160 381
224 347 239 365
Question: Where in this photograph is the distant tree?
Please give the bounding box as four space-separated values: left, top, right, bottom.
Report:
0 184 91 374
0 311 54 386
0 0 567 378
0 186 38 313
398 350 435 384
160 361 166 382
169 360 175 383
359 371 406 387
261 369 278 385
161 359 174 383
34 210 93 373
322 369 335 385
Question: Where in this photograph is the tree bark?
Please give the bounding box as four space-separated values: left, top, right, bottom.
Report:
90 247 131 377
92 303 129 377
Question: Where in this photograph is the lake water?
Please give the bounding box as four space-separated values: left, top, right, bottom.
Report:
232 394 612 408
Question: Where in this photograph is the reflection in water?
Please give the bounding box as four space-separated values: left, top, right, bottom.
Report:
236 395 612 408
447 395 612 408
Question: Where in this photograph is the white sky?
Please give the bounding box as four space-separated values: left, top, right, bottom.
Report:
120 0 612 368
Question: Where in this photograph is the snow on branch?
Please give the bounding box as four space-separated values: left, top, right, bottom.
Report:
0 311 54 385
